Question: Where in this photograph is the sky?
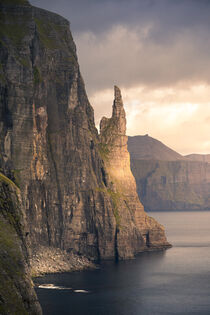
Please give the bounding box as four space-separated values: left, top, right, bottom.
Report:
31 0 210 155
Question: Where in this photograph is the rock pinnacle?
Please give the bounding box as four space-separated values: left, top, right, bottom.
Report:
114 85 122 102
111 86 126 134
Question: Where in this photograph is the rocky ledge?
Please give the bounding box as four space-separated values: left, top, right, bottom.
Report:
30 246 96 276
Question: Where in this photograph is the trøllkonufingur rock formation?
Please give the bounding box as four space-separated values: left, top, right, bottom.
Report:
99 86 170 255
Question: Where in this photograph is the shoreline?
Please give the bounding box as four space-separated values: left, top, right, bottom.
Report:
31 244 172 278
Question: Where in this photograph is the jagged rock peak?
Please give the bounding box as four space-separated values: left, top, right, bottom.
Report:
100 86 126 139
113 85 124 119
99 86 171 257
114 85 122 103
112 86 126 135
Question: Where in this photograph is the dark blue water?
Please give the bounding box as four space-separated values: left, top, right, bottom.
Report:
35 211 210 315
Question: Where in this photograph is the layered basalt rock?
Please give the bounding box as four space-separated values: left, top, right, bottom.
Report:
128 136 210 211
131 158 210 211
0 0 170 288
99 86 170 256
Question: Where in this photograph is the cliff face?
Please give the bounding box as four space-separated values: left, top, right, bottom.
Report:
185 154 210 163
0 0 170 275
99 87 170 255
0 1 114 261
0 175 42 314
128 136 210 211
128 135 185 161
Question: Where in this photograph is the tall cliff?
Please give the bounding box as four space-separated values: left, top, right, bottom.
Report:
0 175 42 314
128 136 210 211
99 86 170 255
0 0 170 283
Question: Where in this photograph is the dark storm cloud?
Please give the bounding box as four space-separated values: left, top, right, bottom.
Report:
30 0 210 93
31 0 210 34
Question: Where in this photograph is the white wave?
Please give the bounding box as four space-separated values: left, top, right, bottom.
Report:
38 284 72 290
74 289 89 293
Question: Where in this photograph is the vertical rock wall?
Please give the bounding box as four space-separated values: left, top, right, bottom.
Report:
0 175 42 314
0 1 170 270
100 86 170 257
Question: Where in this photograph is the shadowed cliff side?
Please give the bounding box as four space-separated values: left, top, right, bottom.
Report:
128 136 210 211
0 174 42 314
99 86 171 256
130 159 210 211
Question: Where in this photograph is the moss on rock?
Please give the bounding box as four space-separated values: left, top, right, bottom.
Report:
0 180 42 314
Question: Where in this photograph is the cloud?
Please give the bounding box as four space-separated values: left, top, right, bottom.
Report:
76 23 210 95
90 84 210 154
30 0 210 154
31 0 210 34
31 0 210 93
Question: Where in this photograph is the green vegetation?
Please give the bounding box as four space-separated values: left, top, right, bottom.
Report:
0 174 21 227
0 12 30 47
0 181 29 314
97 186 121 227
64 55 77 65
100 117 118 145
107 189 121 226
0 219 21 264
34 17 77 67
33 66 42 85
0 217 28 315
19 57 30 68
34 18 58 49
0 172 20 193
11 169 21 188
98 143 110 161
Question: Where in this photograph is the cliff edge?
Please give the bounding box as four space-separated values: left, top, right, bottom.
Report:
128 136 210 211
0 0 170 287
99 86 171 255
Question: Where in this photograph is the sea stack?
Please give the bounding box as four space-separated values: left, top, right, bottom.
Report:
99 86 171 257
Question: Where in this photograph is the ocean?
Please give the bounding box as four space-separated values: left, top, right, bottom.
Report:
35 211 210 315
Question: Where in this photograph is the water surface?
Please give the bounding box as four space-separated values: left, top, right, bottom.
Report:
35 211 210 315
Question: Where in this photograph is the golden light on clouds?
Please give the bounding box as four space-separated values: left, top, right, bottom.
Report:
90 84 210 155
30 0 210 156
76 22 210 156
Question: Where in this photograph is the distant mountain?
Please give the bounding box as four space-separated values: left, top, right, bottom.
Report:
128 135 185 161
128 135 210 211
185 154 210 163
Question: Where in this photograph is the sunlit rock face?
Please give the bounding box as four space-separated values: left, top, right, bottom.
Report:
0 0 170 276
99 86 171 258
